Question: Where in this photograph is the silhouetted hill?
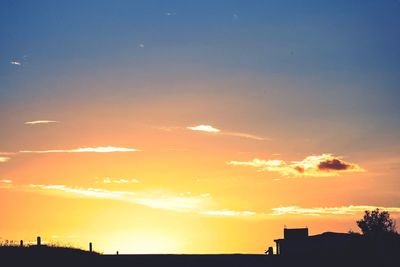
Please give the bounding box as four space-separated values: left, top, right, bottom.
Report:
0 244 98 255
0 245 99 266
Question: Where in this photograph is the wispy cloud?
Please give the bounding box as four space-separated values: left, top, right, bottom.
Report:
200 210 256 217
165 12 177 16
187 124 266 140
0 152 16 155
10 60 22 66
201 205 400 218
10 55 29 66
25 120 58 125
0 156 10 163
0 179 13 189
15 182 400 220
28 184 212 212
270 205 400 216
222 131 265 141
187 125 221 133
228 154 364 177
103 178 139 184
20 146 139 153
28 183 257 217
29 184 125 198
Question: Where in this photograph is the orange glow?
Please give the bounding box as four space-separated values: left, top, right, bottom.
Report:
1 68 399 255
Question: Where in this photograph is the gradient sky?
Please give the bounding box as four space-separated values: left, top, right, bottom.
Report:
1 0 400 254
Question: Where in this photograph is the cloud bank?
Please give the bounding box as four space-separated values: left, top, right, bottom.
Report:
228 154 364 177
270 205 400 216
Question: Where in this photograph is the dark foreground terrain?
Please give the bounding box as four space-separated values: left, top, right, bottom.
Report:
0 245 398 267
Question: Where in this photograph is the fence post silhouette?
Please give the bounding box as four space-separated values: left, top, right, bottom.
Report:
37 236 41 246
89 242 92 253
20 240 23 247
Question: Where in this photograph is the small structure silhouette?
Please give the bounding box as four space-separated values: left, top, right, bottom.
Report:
89 242 92 253
37 236 41 246
274 228 308 255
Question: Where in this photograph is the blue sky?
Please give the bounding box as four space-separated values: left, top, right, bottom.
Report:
2 0 400 149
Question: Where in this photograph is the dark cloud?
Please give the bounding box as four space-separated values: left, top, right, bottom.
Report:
318 159 351 171
294 166 304 173
229 154 364 177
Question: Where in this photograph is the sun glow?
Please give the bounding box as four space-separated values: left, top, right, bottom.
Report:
104 231 183 254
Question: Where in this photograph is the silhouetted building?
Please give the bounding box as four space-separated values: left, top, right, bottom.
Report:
274 228 309 255
274 228 364 256
283 227 308 239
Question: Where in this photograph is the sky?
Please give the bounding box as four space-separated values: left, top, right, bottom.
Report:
1 0 400 254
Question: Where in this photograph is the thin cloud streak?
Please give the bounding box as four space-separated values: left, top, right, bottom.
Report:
25 120 59 125
20 146 139 153
10 60 22 66
103 178 139 184
28 184 212 212
13 183 400 219
223 131 266 141
26 184 255 217
228 154 364 177
270 205 400 216
0 152 16 155
187 125 221 133
200 210 256 217
30 184 126 198
187 124 266 140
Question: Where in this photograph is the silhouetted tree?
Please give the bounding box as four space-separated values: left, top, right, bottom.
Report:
357 209 397 236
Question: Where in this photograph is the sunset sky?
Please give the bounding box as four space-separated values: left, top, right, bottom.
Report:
1 0 400 254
